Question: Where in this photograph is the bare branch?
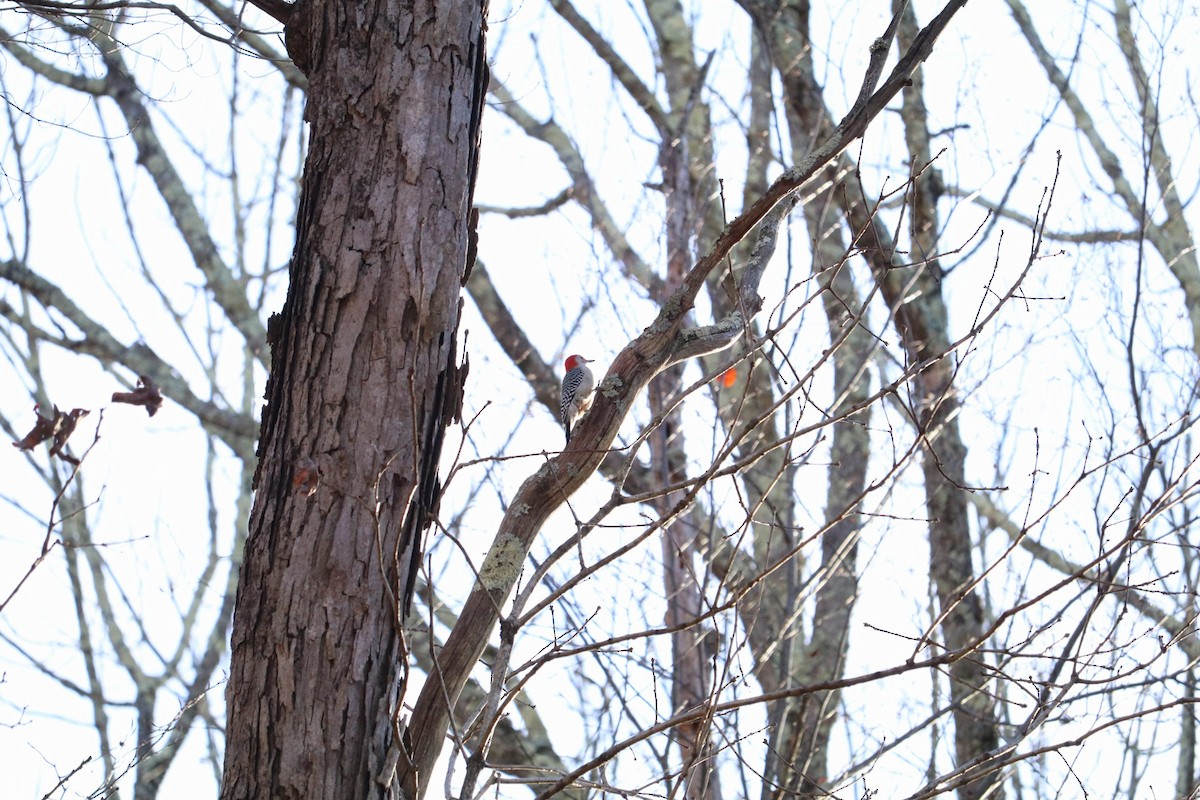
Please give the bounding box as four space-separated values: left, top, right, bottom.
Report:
399 3 974 788
0 259 258 454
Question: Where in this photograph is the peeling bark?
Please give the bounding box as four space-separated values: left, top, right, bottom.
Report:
220 1 488 798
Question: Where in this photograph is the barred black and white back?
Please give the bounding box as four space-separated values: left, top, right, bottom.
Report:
560 354 595 444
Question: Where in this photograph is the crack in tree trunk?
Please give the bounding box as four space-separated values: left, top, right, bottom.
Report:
220 2 489 798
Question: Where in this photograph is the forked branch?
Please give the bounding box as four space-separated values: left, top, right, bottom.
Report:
394 3 973 795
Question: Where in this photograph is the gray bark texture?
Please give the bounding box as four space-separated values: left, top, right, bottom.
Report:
220 1 488 797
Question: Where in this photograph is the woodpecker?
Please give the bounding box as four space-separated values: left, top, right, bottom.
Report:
560 354 595 444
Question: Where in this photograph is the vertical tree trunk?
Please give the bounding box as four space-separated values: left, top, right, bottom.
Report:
220 1 487 798
747 2 1001 795
766 163 872 799
891 6 1002 798
652 107 721 800
745 6 874 794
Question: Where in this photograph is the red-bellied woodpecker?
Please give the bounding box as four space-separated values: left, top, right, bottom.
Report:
560 354 595 444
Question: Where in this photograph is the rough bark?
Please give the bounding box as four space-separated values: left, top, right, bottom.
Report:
220 1 488 798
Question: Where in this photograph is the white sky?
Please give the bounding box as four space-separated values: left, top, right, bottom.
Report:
2 0 1198 797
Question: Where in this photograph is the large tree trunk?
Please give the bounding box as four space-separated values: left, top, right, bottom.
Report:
220 1 488 798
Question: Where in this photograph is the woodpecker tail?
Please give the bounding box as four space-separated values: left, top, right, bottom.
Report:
564 422 572 445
